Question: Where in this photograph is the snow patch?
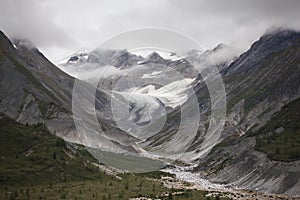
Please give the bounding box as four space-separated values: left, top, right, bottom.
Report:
141 71 162 79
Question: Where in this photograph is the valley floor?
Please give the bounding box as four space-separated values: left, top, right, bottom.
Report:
1 166 300 200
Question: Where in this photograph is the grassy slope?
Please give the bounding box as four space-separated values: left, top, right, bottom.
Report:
250 98 300 161
0 115 222 200
0 114 108 186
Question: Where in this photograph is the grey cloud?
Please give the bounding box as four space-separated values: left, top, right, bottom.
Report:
0 0 76 51
0 0 299 62
61 64 123 80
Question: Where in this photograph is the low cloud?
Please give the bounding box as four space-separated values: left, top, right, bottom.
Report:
0 0 76 56
209 46 241 65
60 64 123 81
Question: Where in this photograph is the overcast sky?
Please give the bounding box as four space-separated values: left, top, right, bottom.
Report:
0 0 300 63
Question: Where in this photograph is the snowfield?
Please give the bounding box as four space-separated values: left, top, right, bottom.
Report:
125 78 195 108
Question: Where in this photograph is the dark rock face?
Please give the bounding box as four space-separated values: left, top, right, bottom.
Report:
68 55 79 62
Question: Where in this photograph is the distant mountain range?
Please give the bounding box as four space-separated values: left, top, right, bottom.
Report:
0 28 299 196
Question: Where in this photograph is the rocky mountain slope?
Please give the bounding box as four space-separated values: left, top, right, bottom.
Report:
192 29 300 196
0 31 139 155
